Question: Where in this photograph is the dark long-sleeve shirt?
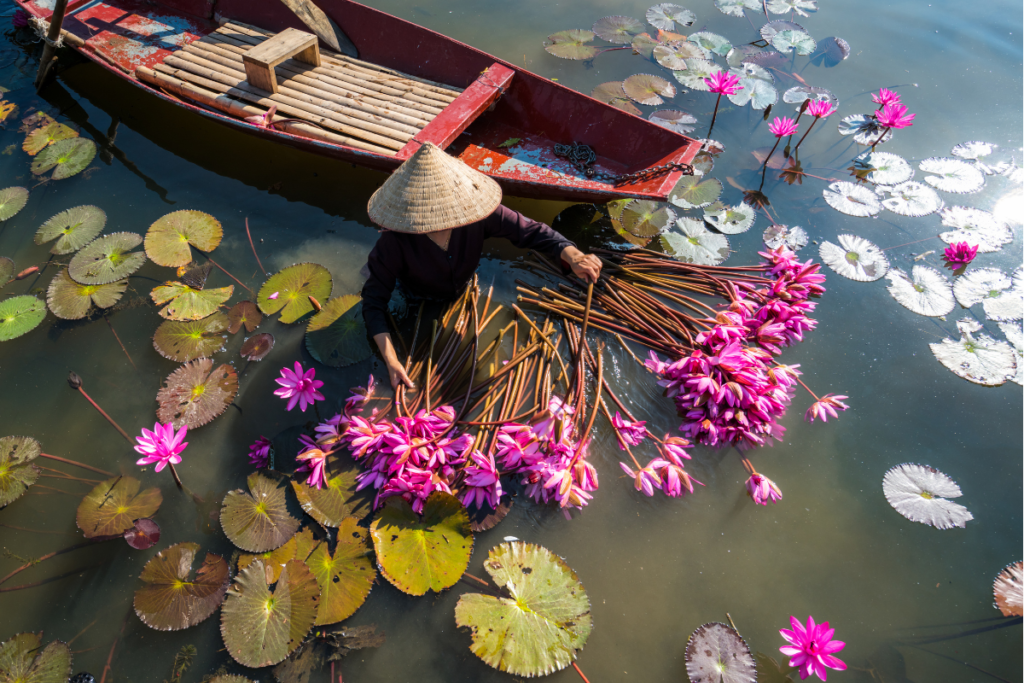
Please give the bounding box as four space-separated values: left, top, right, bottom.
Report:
361 204 574 337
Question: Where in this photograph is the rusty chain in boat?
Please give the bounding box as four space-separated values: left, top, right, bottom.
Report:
553 142 694 185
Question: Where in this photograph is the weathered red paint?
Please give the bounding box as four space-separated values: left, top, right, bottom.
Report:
20 0 702 202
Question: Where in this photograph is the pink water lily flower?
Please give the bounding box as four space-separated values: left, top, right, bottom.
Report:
705 71 742 96
135 422 188 473
804 394 849 423
871 88 901 107
769 116 799 138
943 242 978 268
268 291 279 300
876 103 915 129
296 445 330 489
611 412 647 448
619 461 661 496
746 472 783 505
274 361 325 412
779 615 847 681
247 436 272 468
805 100 836 119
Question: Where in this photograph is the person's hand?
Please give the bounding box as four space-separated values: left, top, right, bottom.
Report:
387 358 414 391
562 246 603 283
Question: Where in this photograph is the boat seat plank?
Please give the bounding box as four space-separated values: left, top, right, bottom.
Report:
242 27 319 93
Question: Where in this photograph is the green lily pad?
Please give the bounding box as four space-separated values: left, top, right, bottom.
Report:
46 269 127 320
646 3 695 31
221 472 300 553
305 295 372 367
672 58 722 91
662 217 730 265
220 559 321 668
621 200 675 237
68 232 146 285
369 491 473 596
0 435 41 508
543 30 601 60
145 210 224 268
0 633 72 683
771 29 816 55
454 541 592 677
308 517 375 625
622 73 676 106
34 205 106 255
76 476 163 539
591 16 644 44
228 300 262 334
291 467 367 528
153 312 230 362
590 82 641 116
258 263 333 324
685 622 757 683
0 296 46 342
238 528 321 585
0 257 13 287
704 202 756 234
669 174 723 209
23 122 77 155
653 42 703 69
727 64 778 111
134 542 230 631
31 138 96 180
150 282 234 321
156 357 238 429
0 187 28 221
690 31 733 57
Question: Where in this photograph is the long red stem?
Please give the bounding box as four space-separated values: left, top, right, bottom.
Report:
39 453 114 477
244 217 266 274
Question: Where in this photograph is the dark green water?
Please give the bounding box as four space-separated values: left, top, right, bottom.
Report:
0 0 1020 681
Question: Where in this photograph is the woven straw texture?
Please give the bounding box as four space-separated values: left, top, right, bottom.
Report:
367 143 502 233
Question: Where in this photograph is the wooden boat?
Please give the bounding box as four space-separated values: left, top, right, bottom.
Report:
17 0 702 202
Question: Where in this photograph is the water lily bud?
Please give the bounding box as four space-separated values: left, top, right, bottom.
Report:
67 371 82 390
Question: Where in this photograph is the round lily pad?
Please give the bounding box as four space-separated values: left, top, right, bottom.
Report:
685 622 756 683
704 202 756 234
0 187 28 221
930 318 1017 386
767 0 816 15
76 476 163 539
882 463 973 529
23 122 77 155
543 30 600 60
145 210 224 268
0 296 46 342
938 206 1013 253
783 85 838 108
650 110 698 135
156 357 238 429
0 633 72 683
715 0 761 17
953 267 1023 322
153 312 230 362
993 562 1023 617
772 29 816 55
763 224 808 251
151 282 234 321
46 269 127 320
998 321 1023 386
669 174 723 209
919 157 985 194
307 517 375 625
822 181 881 217
689 31 732 57
661 217 729 265
727 64 777 110
238 528 321 585
305 295 372 368
68 232 146 285
819 234 889 282
837 114 892 146
952 141 996 160
885 266 954 317
622 74 676 106
370 491 473 596
258 263 333 324
621 200 675 237
592 16 644 44
630 33 660 60
220 559 320 668
228 300 262 334
0 435 41 508
291 468 367 528
590 82 641 116
31 138 96 180
134 542 230 630
34 205 106 255
880 181 943 217
646 3 695 30
241 332 275 361
760 20 805 41
850 152 913 185
455 541 592 677
672 58 721 91
221 472 300 553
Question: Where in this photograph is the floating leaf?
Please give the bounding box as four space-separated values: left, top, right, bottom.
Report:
153 312 230 362
150 282 234 321
850 151 913 185
305 295 372 367
653 42 702 69
938 206 1012 253
630 33 660 60
468 496 513 532
692 150 715 176
763 224 808 250
23 122 77 155
649 109 698 135
951 141 996 160
671 58 721 91
68 232 146 285
704 202 756 234
34 205 105 255
591 16 644 44
771 29 816 55
46 269 127 320
590 82 641 116
227 300 261 334
689 31 732 57
822 181 881 217
760 20 805 42
622 74 676 106
0 436 40 508
783 85 838 109
998 321 1023 386
646 3 695 30
993 561 1023 617
179 262 212 290
0 187 28 221
837 114 892 146
134 542 229 630
156 357 238 429
241 332 275 361
743 50 789 69
292 469 367 529
714 0 761 17
669 174 723 209
77 476 162 539
220 559 320 668
258 263 333 324
727 64 777 110
885 266 954 317
543 30 600 61
145 210 224 268
919 157 985 194
370 491 473 596
685 622 757 683
953 267 1023 322
725 44 764 67
31 138 96 179
455 542 591 677
819 234 888 282
238 528 320 584
0 257 12 286
621 200 676 237
661 217 730 265
882 463 973 529
929 318 1017 386
880 181 943 217
0 633 71 683
808 36 850 66
124 518 161 549
221 472 300 553
0 295 46 342
767 0 816 16
308 517 375 625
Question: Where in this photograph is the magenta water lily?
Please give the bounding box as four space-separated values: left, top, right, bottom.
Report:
135 421 188 488
779 615 847 681
704 71 743 140
274 361 325 412
943 242 978 269
746 472 783 505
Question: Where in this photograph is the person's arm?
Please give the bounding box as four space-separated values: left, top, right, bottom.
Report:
361 235 415 390
373 332 413 390
486 205 602 282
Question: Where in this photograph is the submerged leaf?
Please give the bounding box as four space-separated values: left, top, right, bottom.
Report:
0 257 13 287
650 109 698 135
77 476 163 539
0 187 28 221
258 263 333 324
305 295 371 367
669 174 723 209
543 30 600 61
808 36 851 66
819 234 888 282
646 3 695 30
308 517 375 625
123 518 161 549
919 157 985 194
145 210 224 267
929 318 1016 386
661 217 730 265
0 435 41 508
762 224 808 250
850 151 913 185
822 181 881 217
837 114 892 146
938 206 1013 253
704 202 756 234
240 332 275 361
0 633 72 683
882 463 973 529
34 205 105 255
31 138 96 179
592 16 644 44
998 321 1023 386
156 357 238 429
672 58 721 91
153 312 230 362
0 296 46 342
622 74 676 106
685 622 757 683
591 82 641 115
885 266 954 317
68 232 146 285
150 282 234 321
621 200 675 237
993 561 1023 617
134 542 229 630
221 472 301 553
227 300 262 334
880 181 943 217
47 269 127 320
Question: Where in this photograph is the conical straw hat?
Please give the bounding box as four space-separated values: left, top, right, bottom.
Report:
368 143 502 233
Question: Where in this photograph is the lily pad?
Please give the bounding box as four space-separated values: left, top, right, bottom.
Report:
661 217 730 265
591 82 640 115
145 210 224 268
650 110 698 135
704 202 756 234
646 3 695 30
68 232 146 285
454 542 592 677
653 43 699 70
882 463 973 529
31 138 96 179
885 267 955 317
0 296 46 342
998 321 1023 386
763 224 808 250
124 518 161 549
621 200 676 237
953 267 1023 322
0 435 41 508
690 31 732 57
370 491 473 596
76 476 163 539
672 58 721 91
543 30 600 61
179 262 212 290
47 269 127 320
134 542 230 630
819 234 889 282
591 16 644 44
0 257 12 287
837 114 892 146
714 0 761 17
241 332 275 361
227 300 262 334
631 33 660 60
151 282 234 321
767 0 816 15
0 187 28 221
850 152 913 185
153 312 230 362
221 472 300 553
783 85 838 109
220 559 320 668
808 36 850 66
771 29 816 55
308 517 375 625
993 561 1023 617
258 263 333 324
305 295 372 367
822 181 881 217
760 20 805 42
938 206 1012 253
622 74 676 106
34 205 106 255
929 318 1017 386
685 622 757 683
291 468 367 528
669 174 723 209
919 158 985 194
951 141 996 160
238 528 320 584
727 64 777 110
23 122 77 155
0 633 71 683
156 357 238 429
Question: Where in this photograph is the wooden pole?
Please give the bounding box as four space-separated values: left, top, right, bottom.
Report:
35 0 70 89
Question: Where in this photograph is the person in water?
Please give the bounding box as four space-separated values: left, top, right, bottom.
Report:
361 142 602 390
